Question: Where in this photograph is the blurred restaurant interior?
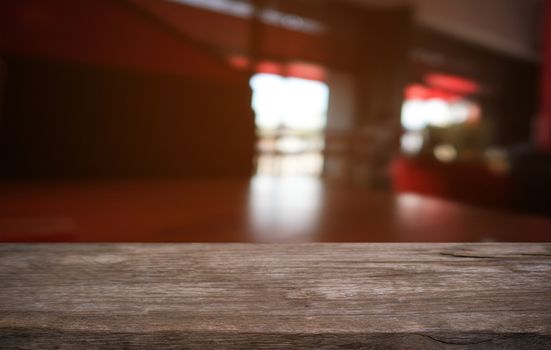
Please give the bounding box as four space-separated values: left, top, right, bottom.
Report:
1 0 551 242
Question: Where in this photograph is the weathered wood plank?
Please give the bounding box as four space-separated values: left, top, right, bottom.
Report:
1 243 550 349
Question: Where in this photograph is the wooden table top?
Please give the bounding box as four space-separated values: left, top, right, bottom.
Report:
1 176 550 242
1 243 550 349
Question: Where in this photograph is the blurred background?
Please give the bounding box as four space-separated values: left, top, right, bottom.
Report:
0 0 550 242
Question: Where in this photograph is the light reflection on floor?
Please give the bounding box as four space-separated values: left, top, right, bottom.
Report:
247 175 324 242
0 177 549 242
255 152 324 177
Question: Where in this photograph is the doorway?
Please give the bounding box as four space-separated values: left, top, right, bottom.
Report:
250 73 329 176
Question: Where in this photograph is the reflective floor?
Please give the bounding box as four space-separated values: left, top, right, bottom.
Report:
0 176 550 242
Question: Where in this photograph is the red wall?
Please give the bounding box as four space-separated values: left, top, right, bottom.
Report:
539 0 551 152
0 0 245 83
0 0 255 179
129 0 327 66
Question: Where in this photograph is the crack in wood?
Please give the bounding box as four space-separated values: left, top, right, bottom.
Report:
414 333 493 346
439 252 497 259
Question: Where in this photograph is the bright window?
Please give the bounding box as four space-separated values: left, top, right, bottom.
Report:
250 73 329 176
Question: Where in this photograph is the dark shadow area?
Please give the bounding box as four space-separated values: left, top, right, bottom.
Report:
0 56 254 179
1 329 550 349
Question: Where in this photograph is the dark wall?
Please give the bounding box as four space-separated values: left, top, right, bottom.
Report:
410 27 539 147
539 0 551 152
0 56 255 179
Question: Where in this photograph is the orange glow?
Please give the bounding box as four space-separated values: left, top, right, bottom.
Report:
227 54 326 81
425 73 480 95
286 62 326 81
255 60 283 75
227 54 250 70
405 84 461 102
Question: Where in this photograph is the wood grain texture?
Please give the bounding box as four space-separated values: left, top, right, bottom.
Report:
1 243 550 349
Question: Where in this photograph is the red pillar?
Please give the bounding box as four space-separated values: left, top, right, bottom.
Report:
538 0 551 152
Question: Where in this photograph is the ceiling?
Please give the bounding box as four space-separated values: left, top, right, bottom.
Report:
347 0 544 60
